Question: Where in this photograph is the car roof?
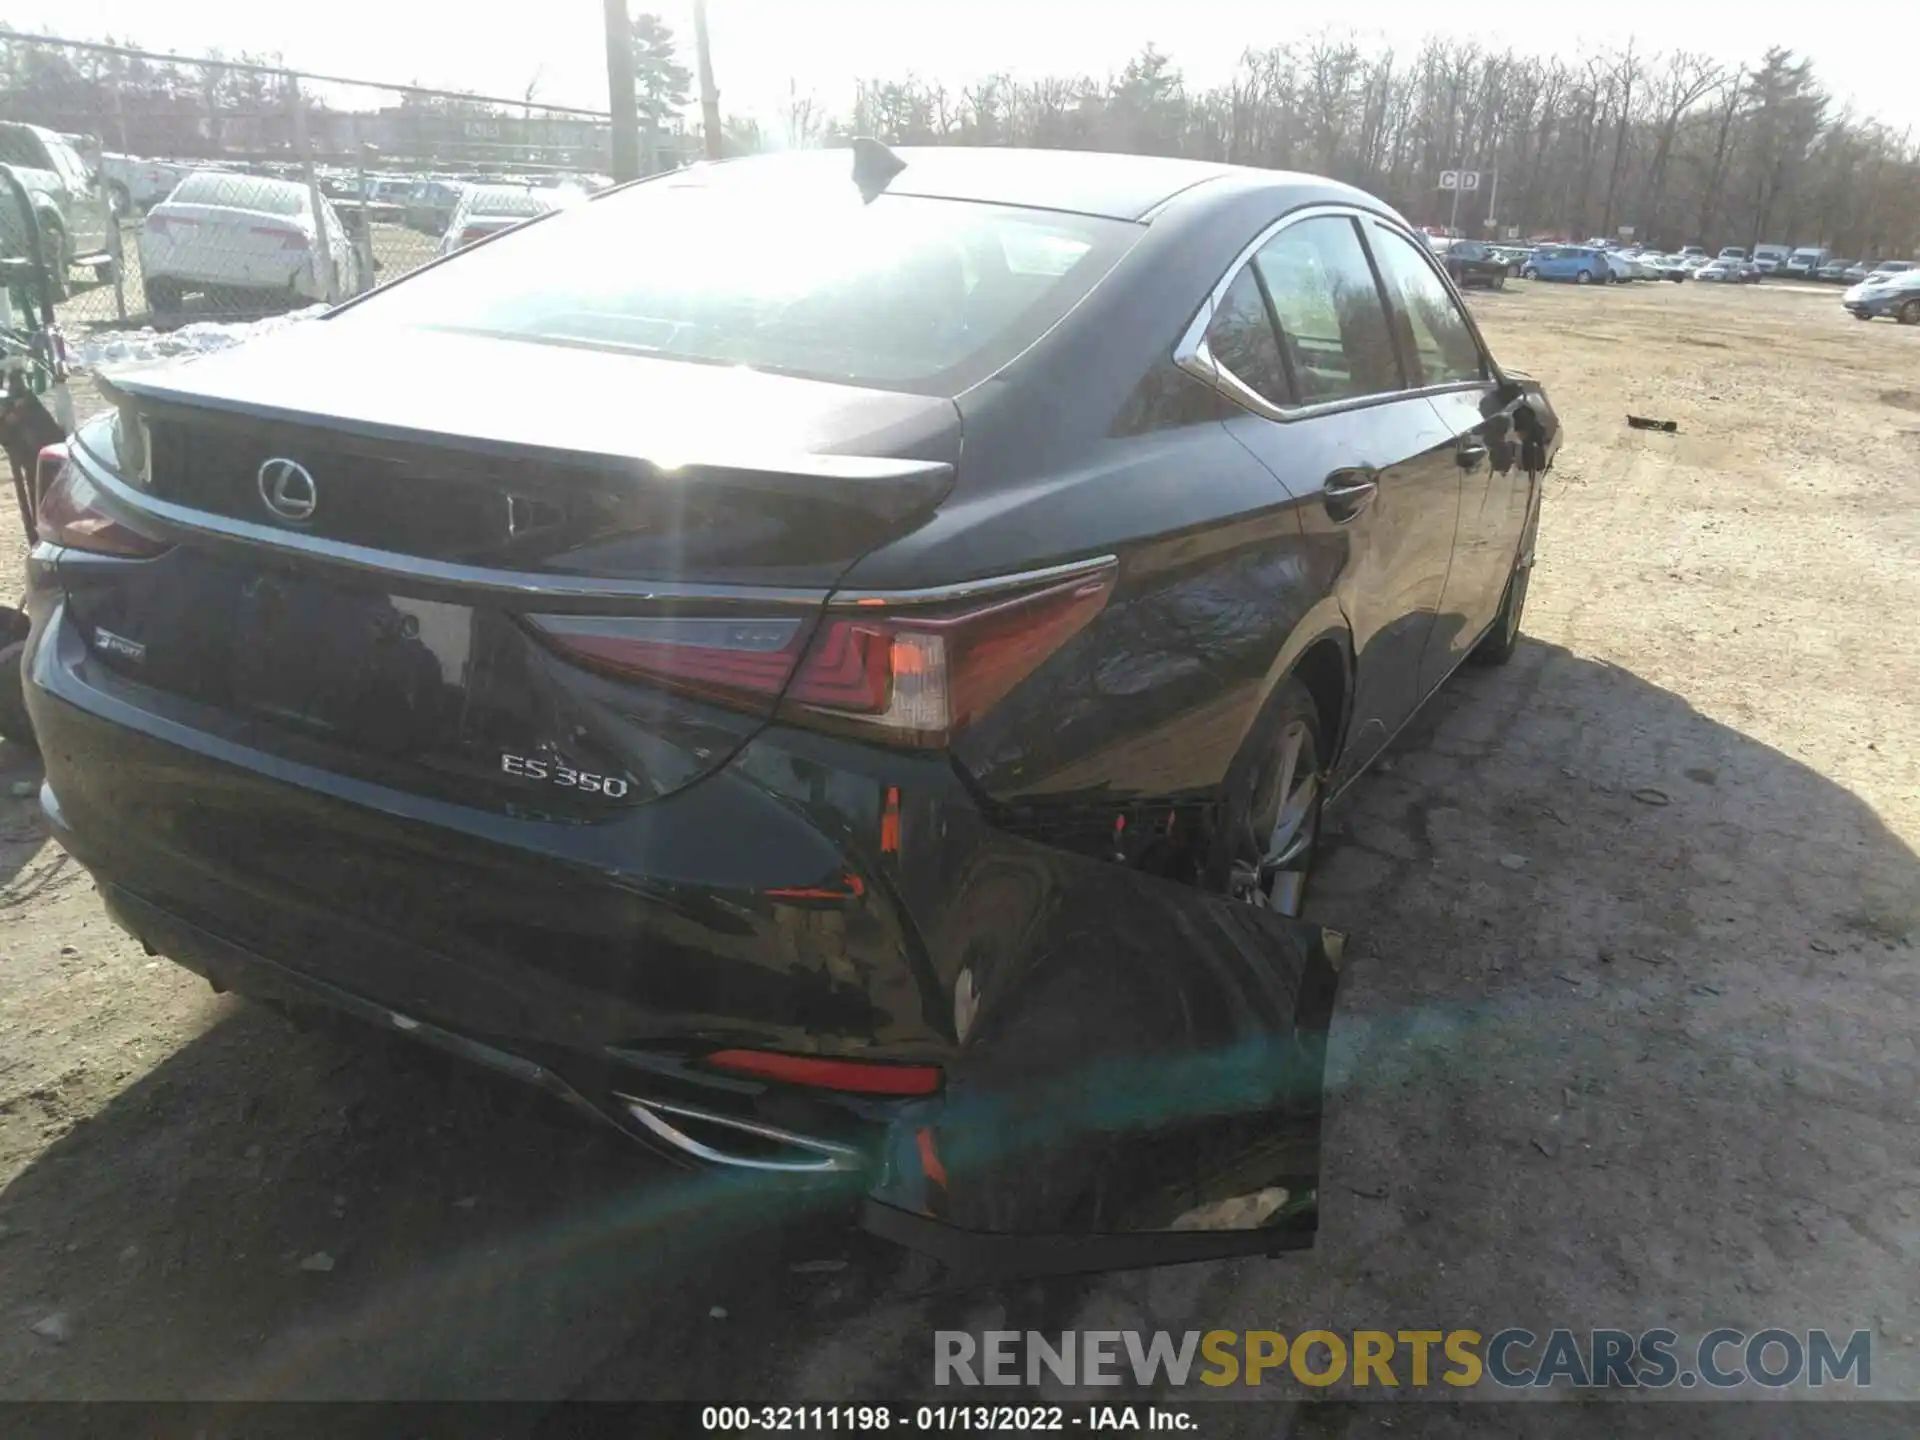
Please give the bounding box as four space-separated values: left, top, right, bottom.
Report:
676 147 1369 223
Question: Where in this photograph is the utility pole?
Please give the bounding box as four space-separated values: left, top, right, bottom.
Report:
1447 162 1463 236
693 0 724 162
602 0 639 182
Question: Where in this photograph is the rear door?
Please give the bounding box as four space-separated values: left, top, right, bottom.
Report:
1202 210 1463 780
1364 220 1530 692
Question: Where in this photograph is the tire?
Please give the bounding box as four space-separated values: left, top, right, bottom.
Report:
107 181 132 215
1473 561 1531 667
1220 679 1325 919
1853 311 1874 322
1898 299 1920 327
1521 267 1538 281
1575 269 1593 284
143 277 184 318
1492 271 1506 291
0 637 37 752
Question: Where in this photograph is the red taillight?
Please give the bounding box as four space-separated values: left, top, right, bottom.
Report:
35 447 169 558
781 565 1117 747
703 1049 943 1096
527 561 1115 748
525 613 810 708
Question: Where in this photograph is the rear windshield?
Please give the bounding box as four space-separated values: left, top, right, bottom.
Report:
0 125 52 170
346 160 1138 393
171 172 307 215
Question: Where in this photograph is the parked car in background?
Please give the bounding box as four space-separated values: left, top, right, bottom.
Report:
1752 244 1791 275
1784 246 1829 278
1697 258 1759 284
1862 259 1915 284
1640 253 1690 282
138 170 364 317
437 182 585 254
1522 245 1612 283
1431 237 1509 288
23 148 1560 1267
1600 250 1645 282
1843 268 1920 324
1679 245 1708 259
1816 257 1855 283
100 153 195 213
1680 253 1711 273
1717 246 1748 262
1487 245 1531 274
0 121 115 298
403 179 467 235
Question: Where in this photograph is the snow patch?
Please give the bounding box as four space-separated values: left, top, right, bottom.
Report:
72 305 328 372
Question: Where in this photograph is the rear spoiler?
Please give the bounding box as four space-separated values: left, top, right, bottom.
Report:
94 370 956 528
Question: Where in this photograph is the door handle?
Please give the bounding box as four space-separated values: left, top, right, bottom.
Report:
1322 468 1378 522
1456 440 1489 470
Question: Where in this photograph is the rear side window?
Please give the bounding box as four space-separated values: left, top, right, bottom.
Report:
1369 226 1487 387
1251 215 1400 404
170 173 308 216
1204 268 1289 405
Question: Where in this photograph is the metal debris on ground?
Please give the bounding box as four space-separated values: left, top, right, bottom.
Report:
28 1312 71 1343
1631 787 1673 806
1627 415 1679 433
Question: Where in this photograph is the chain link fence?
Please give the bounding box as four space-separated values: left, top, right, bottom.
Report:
1 34 693 337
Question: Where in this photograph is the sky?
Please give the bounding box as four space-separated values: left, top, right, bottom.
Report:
10 1 1920 135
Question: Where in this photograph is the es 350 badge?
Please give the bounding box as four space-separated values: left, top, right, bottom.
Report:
499 752 631 798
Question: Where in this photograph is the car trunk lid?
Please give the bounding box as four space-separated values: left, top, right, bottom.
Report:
68 323 958 810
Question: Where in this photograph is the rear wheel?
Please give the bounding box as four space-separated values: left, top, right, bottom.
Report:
1898 299 1920 326
1521 266 1538 281
1224 680 1324 919
1576 269 1593 285
1492 271 1506 291
143 277 183 318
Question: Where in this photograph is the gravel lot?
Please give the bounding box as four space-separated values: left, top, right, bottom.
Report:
0 278 1915 1421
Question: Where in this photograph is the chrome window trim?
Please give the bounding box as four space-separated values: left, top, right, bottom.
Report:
1173 204 1495 424
828 553 1119 609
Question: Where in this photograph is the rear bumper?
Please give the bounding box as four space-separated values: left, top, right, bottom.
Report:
25 593 1341 1274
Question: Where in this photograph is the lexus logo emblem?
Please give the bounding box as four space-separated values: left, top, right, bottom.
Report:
257 458 318 523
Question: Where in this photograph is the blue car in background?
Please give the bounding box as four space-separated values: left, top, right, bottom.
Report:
1521 245 1612 284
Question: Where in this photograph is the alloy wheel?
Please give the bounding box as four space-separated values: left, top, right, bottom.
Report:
1229 718 1321 918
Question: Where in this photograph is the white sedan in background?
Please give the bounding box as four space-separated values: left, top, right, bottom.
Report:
137 171 363 317
437 183 587 256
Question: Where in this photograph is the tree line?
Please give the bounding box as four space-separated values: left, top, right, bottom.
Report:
799 38 1917 260
6 22 1916 261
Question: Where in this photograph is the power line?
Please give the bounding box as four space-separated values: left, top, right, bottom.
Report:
0 29 614 120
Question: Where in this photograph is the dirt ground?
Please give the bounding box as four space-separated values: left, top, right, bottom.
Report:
0 278 1915 1422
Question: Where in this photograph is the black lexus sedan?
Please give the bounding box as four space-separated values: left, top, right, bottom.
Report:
1431 236 1511 289
22 146 1558 1275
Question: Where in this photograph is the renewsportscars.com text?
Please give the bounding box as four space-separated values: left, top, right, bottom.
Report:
934 1328 1871 1390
